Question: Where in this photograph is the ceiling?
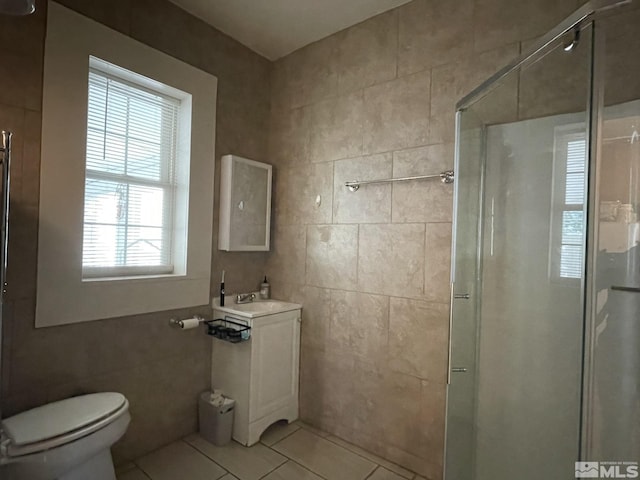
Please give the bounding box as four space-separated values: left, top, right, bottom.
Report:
168 0 412 60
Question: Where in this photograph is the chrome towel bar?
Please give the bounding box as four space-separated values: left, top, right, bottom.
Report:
345 170 454 192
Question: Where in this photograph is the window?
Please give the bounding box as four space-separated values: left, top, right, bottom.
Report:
552 128 587 281
37 3 217 327
83 61 180 278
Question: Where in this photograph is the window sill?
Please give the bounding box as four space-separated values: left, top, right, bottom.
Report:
82 272 186 283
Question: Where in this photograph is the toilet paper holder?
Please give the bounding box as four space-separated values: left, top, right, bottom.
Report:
169 315 206 329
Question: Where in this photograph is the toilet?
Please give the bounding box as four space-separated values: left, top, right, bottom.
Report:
0 392 130 480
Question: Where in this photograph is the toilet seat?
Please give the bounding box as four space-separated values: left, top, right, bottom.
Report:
1 392 128 458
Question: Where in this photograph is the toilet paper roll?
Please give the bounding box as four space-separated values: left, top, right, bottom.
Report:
179 318 201 330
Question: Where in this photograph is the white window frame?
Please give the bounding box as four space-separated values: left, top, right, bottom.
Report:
36 3 217 327
82 59 184 279
550 124 587 284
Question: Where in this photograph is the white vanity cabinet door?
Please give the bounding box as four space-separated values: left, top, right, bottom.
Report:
211 307 301 446
249 311 300 422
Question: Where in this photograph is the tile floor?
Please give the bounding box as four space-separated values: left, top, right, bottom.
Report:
117 421 428 480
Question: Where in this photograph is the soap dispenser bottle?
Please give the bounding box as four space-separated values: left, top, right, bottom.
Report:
260 276 270 300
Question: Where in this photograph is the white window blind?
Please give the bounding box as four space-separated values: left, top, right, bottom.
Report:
559 134 586 279
83 65 180 277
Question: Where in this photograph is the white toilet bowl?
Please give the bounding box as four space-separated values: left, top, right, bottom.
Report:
0 392 130 480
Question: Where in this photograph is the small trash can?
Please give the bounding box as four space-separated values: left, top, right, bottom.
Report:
198 391 235 446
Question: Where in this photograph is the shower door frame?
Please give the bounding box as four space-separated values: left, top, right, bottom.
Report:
444 0 631 477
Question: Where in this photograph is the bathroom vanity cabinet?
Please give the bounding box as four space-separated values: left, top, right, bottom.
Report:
210 301 301 446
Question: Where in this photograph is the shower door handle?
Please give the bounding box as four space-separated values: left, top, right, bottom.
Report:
447 283 454 385
611 285 640 293
452 368 468 373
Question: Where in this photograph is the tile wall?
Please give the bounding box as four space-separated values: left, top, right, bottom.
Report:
0 0 271 463
0 0 615 476
266 0 583 477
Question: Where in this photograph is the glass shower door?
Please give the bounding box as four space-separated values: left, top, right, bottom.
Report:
585 3 640 462
445 23 594 480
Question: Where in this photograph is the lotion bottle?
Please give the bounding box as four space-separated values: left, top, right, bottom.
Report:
260 276 270 299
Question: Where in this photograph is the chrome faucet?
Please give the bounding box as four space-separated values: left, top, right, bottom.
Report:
236 292 256 304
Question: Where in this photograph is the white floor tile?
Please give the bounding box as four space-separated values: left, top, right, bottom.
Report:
136 441 227 480
115 462 137 475
325 435 414 478
262 461 324 480
186 434 286 480
294 421 330 438
272 428 377 480
117 468 150 480
368 466 409 480
260 421 301 446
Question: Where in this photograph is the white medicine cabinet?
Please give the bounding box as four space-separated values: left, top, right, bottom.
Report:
218 155 272 251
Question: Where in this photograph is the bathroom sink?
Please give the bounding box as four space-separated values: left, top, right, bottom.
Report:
213 299 302 318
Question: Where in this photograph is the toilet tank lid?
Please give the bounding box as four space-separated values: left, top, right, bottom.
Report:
1 392 127 446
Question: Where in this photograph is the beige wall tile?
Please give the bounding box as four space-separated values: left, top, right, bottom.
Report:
419 380 447 475
299 286 332 351
274 162 334 226
345 360 432 467
363 71 431 155
428 43 519 143
56 0 131 34
329 290 389 361
268 106 308 168
388 297 449 382
20 109 42 209
398 0 473 76
306 92 364 163
518 35 591 120
0 0 46 56
347 358 386 436
337 10 398 94
520 0 577 40
266 225 307 287
278 36 339 109
328 290 356 351
358 224 425 297
474 0 575 53
306 225 358 290
424 223 452 303
130 0 210 68
378 369 423 452
428 113 456 146
392 145 454 223
0 49 42 111
211 251 267 295
45 352 210 463
333 154 392 224
430 43 519 124
473 0 523 53
2 0 271 467
600 7 640 107
299 347 356 432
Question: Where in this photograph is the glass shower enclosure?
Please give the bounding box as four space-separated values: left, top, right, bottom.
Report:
445 1 640 479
